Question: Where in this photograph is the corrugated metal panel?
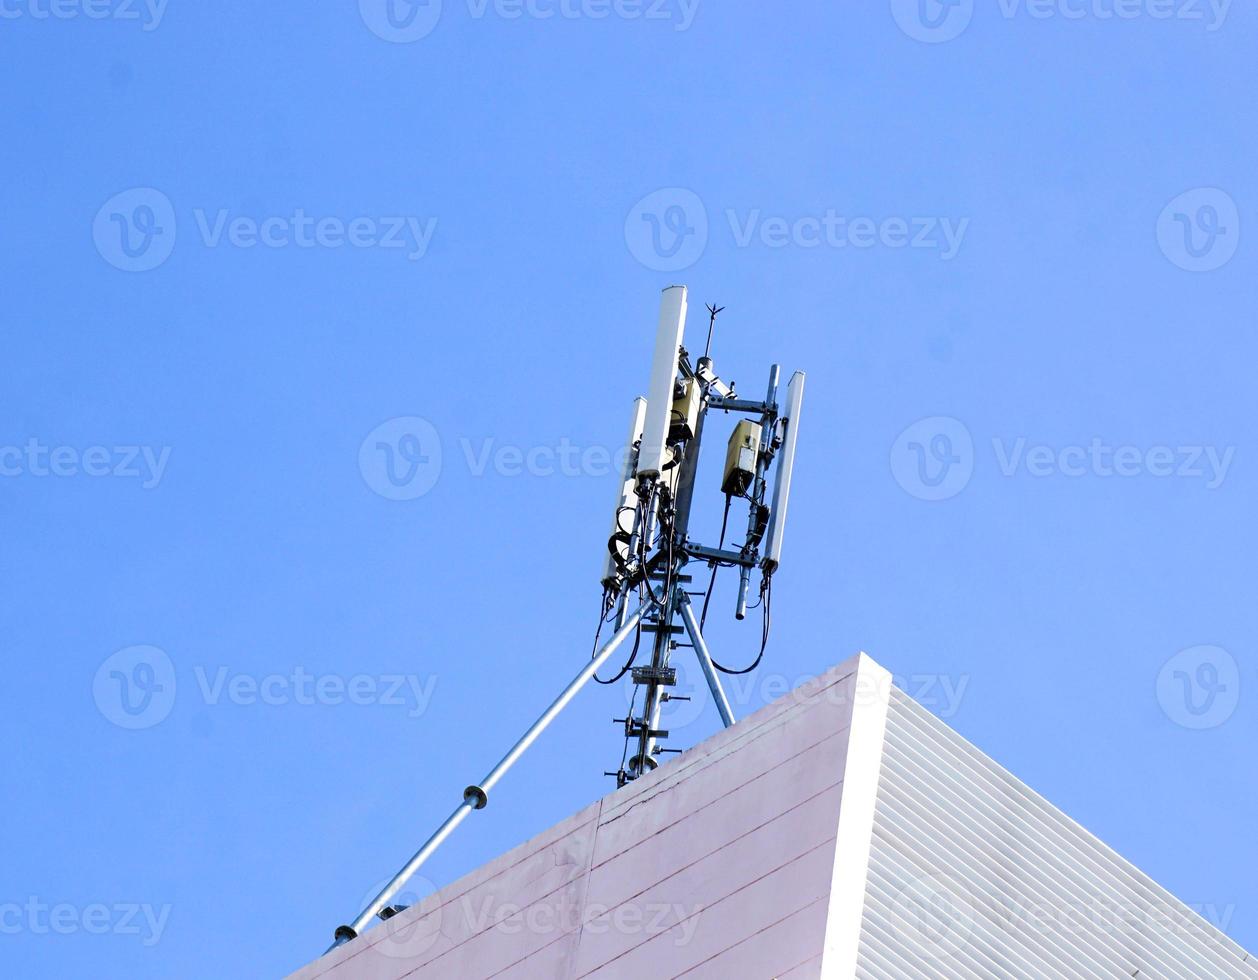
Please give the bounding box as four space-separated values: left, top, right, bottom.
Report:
856 687 1256 980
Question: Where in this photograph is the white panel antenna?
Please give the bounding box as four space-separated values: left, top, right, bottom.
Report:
635 285 688 478
600 397 648 585
763 371 805 570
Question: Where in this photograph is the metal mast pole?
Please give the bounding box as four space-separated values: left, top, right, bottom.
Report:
626 352 718 780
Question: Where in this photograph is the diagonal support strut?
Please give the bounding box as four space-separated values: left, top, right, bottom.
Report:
327 602 648 952
677 592 736 729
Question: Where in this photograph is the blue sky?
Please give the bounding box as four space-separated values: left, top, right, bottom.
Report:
2 2 1256 977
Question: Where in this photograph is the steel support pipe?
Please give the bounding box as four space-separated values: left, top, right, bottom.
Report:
678 594 736 729
328 602 647 952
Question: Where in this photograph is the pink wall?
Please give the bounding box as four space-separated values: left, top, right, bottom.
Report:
288 655 870 980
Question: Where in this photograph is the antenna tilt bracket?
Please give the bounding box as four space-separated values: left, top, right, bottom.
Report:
631 665 678 686
615 716 669 740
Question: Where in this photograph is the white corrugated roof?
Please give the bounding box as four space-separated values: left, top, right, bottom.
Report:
856 686 1256 979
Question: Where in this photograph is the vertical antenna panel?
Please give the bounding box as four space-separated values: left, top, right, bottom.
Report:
601 397 648 585
763 371 806 570
635 285 688 479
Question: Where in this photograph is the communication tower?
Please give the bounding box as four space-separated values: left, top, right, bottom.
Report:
326 285 806 950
